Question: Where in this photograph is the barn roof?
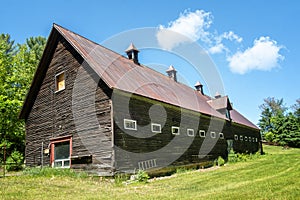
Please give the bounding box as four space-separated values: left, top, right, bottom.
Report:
20 24 259 130
207 96 233 111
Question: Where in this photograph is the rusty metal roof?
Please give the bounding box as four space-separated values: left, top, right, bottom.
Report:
231 109 258 129
207 96 232 111
20 24 259 130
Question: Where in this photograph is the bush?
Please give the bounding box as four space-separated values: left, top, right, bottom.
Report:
217 156 225 166
264 132 275 142
136 170 149 183
228 151 261 163
6 150 24 171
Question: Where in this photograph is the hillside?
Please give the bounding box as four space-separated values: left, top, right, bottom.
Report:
1 145 299 200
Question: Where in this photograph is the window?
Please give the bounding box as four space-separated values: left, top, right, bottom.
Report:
55 72 65 92
210 132 216 138
199 130 206 138
252 137 255 142
50 136 72 168
151 123 161 133
234 135 238 140
240 135 243 141
171 126 180 135
245 136 248 141
124 119 137 130
248 137 251 142
255 138 258 142
187 129 194 137
219 132 224 139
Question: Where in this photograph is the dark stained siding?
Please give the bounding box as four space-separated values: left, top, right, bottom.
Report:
112 91 260 173
25 37 113 175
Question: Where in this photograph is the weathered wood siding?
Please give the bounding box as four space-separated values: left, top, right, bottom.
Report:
112 91 260 173
25 36 114 175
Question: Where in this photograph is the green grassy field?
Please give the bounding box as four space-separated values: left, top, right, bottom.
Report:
1 145 299 200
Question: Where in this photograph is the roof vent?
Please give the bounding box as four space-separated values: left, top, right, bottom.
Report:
125 43 139 65
166 65 177 82
214 92 221 99
194 81 204 95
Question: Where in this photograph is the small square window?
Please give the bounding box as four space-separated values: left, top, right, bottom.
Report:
199 130 206 138
245 136 248 141
172 126 180 135
219 132 224 139
240 135 243 141
151 123 161 133
234 135 238 140
210 132 216 138
55 72 65 92
124 119 137 130
187 129 194 137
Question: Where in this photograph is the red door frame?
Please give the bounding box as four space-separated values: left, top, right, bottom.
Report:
50 136 72 167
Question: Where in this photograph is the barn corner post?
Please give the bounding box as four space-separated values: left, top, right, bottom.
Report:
259 131 264 155
41 142 44 168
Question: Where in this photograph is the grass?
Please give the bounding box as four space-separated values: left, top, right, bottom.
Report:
1 145 299 200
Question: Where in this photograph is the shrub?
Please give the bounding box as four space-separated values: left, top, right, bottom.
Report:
217 156 225 166
228 151 261 163
136 170 149 183
264 132 275 142
6 150 24 171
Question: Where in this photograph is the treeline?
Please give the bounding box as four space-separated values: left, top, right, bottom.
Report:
259 97 300 148
0 34 46 169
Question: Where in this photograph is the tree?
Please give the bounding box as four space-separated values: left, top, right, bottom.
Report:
0 34 46 170
259 97 300 148
258 97 287 133
292 99 300 120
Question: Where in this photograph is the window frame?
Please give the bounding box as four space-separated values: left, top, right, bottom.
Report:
210 131 216 138
187 128 195 137
199 130 206 138
55 71 66 93
219 132 224 139
50 136 72 169
124 119 137 130
151 123 161 133
240 135 243 141
245 136 248 141
171 126 180 135
234 134 238 140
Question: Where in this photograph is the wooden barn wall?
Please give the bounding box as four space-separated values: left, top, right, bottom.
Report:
25 37 113 175
112 91 260 173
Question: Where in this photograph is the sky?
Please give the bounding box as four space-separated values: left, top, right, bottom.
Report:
1 0 299 125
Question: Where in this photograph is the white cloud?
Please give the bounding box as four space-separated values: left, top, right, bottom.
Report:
208 31 243 54
156 9 213 50
227 36 284 74
221 31 243 43
156 10 284 75
208 43 226 54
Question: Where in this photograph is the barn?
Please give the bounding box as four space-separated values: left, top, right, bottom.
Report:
20 24 261 176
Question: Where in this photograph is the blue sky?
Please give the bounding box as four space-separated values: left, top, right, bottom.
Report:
1 0 299 125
